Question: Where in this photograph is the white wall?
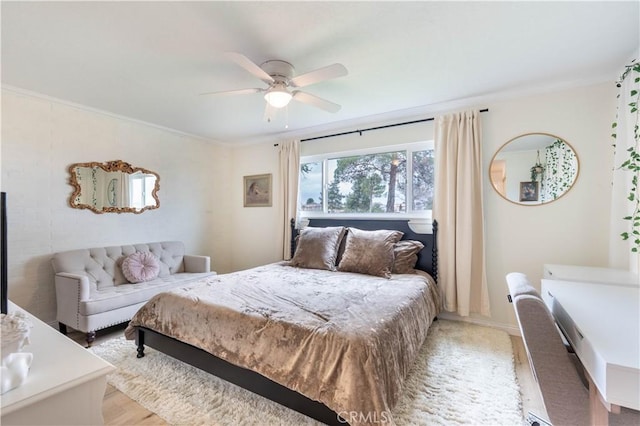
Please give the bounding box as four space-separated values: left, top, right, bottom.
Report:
482 83 615 330
229 142 282 271
229 82 617 331
1 89 232 323
1 81 621 331
226 117 436 272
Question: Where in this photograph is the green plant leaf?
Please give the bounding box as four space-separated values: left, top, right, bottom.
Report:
616 65 640 254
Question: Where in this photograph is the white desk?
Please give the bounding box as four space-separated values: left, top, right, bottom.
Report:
1 302 115 425
541 279 640 424
543 264 639 287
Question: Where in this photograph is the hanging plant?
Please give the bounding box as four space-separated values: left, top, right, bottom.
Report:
529 150 544 181
612 62 640 252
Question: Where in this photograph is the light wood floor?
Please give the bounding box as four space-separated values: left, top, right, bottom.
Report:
68 326 167 425
69 326 547 426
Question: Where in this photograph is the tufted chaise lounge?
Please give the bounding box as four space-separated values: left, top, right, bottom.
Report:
51 241 216 346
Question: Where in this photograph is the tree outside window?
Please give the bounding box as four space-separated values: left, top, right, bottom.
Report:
299 143 433 216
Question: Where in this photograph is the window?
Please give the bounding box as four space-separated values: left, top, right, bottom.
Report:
129 173 156 209
299 142 434 217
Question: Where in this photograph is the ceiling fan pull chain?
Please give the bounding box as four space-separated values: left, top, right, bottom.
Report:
285 105 289 129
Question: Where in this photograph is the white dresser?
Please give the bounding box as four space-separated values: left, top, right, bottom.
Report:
1 302 115 425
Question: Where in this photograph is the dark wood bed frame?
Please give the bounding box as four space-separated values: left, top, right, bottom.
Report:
135 218 438 425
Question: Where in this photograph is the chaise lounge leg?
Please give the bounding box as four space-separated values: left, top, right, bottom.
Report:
59 323 68 335
85 331 96 348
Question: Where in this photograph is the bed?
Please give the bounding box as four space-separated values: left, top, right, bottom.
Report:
125 218 440 426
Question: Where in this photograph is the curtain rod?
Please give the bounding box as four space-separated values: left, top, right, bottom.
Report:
299 108 489 143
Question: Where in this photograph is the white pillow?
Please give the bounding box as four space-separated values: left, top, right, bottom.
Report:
121 252 160 283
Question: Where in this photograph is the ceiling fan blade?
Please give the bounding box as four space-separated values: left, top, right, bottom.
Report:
225 52 274 85
199 88 264 96
289 63 347 88
292 90 341 113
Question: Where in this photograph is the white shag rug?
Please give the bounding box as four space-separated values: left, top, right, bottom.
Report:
90 320 523 425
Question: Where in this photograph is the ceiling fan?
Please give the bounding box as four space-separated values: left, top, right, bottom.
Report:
201 52 348 117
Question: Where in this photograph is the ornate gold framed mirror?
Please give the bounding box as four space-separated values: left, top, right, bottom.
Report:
489 133 579 205
68 160 160 214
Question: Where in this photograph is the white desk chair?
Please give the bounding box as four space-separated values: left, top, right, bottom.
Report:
507 273 640 425
506 272 590 426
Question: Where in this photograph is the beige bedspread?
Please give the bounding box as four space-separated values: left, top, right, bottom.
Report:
125 262 440 426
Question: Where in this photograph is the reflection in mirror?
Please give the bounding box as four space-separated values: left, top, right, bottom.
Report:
68 160 160 214
489 133 579 205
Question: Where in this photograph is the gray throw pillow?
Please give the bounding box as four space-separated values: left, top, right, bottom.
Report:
392 240 424 274
338 228 403 278
290 226 346 271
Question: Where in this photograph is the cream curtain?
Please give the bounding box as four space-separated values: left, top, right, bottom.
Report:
279 140 300 260
610 63 640 271
433 110 490 317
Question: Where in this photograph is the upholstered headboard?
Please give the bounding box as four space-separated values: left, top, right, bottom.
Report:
291 218 438 282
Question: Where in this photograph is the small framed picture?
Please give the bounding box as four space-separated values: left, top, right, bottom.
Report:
519 181 539 202
243 174 272 207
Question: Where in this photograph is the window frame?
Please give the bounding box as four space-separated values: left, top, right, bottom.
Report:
129 173 156 210
298 141 434 221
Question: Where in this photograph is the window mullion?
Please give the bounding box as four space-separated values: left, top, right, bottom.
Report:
407 150 413 213
323 159 328 213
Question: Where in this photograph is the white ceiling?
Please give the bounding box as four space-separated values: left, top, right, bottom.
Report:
2 1 638 145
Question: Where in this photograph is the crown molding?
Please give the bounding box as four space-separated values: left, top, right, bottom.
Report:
1 84 226 146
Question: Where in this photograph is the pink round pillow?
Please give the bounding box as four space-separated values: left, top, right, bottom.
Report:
121 252 160 283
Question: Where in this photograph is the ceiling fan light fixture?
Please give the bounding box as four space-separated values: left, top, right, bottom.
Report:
264 84 292 108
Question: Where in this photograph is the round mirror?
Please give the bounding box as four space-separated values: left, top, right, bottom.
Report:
489 133 579 205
